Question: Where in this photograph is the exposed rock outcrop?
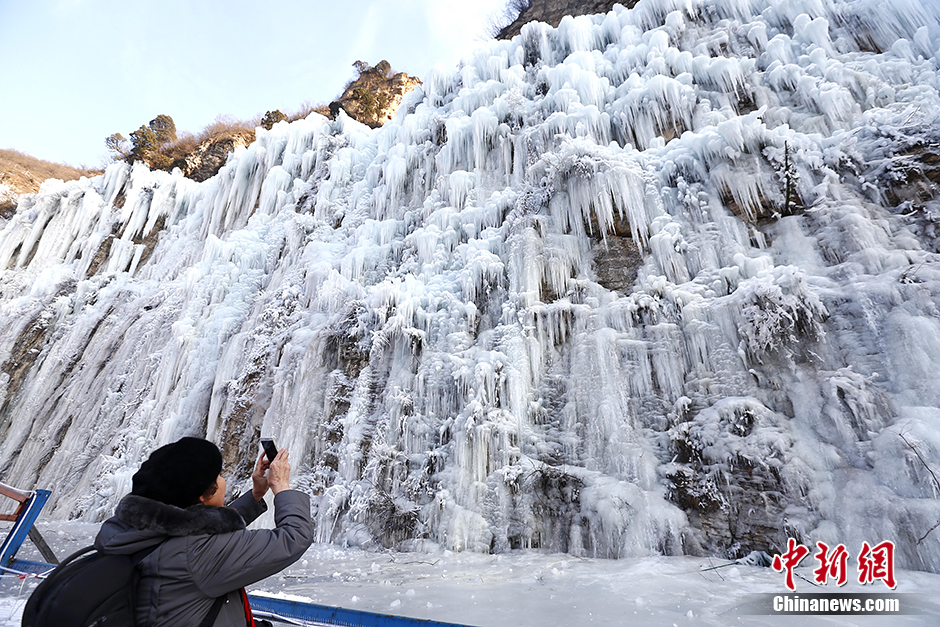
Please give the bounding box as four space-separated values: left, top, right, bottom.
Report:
0 185 17 220
159 62 419 183
497 0 631 39
330 61 422 129
171 131 255 183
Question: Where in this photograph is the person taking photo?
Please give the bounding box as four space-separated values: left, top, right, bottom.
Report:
94 437 313 627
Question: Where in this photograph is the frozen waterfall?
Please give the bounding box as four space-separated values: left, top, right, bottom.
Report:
2 0 940 572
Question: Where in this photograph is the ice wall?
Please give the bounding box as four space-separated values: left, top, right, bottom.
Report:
2 0 940 570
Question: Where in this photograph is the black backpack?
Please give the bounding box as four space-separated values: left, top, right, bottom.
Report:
21 545 224 627
22 545 153 627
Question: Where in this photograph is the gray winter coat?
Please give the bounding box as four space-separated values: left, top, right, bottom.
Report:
94 490 313 627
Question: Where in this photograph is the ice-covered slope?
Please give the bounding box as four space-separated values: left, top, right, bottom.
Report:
1 0 940 571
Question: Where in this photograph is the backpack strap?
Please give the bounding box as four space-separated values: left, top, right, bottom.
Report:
199 596 226 627
52 545 97 568
126 542 163 627
130 544 160 565
239 588 256 627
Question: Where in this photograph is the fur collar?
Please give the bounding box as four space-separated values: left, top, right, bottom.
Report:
116 494 246 536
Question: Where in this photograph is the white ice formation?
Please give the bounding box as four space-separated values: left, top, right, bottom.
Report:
2 0 940 571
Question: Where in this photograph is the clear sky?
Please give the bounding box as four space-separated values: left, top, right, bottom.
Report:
0 0 509 167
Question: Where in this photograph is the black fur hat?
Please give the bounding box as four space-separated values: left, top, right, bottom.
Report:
132 437 223 508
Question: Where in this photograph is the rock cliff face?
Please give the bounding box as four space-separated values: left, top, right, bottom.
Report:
160 62 420 182
497 0 631 39
330 61 423 129
171 131 255 183
0 185 18 220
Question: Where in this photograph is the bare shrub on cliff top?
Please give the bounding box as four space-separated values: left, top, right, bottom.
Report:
289 100 331 122
485 0 532 38
196 114 255 143
158 131 200 166
149 115 256 173
0 148 101 189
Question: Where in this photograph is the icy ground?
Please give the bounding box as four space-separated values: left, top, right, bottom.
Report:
1 522 938 627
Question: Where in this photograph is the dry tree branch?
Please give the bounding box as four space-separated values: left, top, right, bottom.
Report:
919 519 940 545
899 432 940 544
899 433 940 492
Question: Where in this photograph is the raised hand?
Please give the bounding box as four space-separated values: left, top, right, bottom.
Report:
251 451 271 501
267 448 291 495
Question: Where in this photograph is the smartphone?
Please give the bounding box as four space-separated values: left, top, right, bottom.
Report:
260 439 278 462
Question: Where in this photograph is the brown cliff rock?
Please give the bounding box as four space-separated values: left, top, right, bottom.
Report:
497 0 633 39
330 61 423 128
171 131 256 183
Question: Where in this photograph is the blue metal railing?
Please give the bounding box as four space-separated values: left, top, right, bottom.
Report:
0 488 52 574
248 595 477 627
